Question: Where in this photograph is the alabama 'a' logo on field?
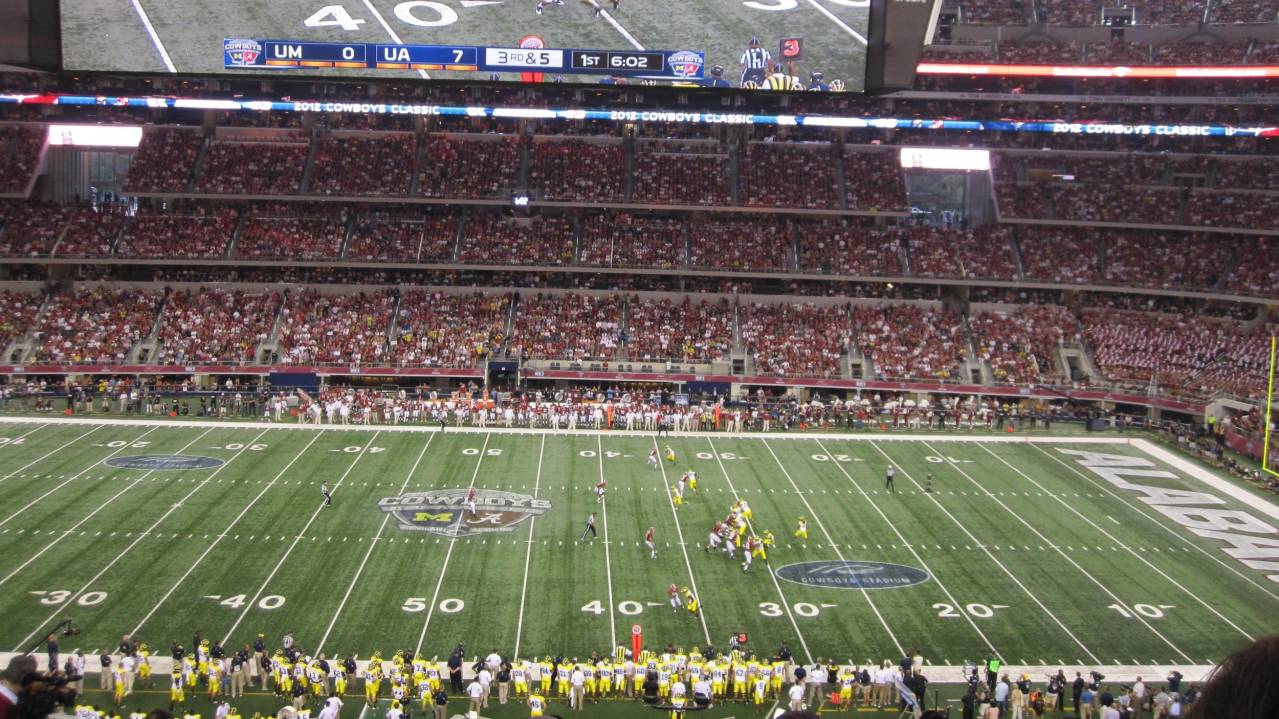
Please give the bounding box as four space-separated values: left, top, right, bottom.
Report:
379 489 551 538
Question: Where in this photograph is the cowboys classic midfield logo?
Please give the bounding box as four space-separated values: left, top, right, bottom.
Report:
775 560 930 590
379 489 551 538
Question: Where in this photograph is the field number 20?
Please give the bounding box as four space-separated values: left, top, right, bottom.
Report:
934 602 1007 619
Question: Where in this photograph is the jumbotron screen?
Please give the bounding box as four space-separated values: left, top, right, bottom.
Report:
61 0 870 92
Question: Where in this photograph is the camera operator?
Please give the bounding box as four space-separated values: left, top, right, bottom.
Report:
0 656 27 719
5 654 81 719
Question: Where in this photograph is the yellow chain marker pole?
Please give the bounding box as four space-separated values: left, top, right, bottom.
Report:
1265 336 1279 479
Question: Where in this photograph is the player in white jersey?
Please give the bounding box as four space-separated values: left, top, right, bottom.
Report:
647 448 659 468
595 479 607 503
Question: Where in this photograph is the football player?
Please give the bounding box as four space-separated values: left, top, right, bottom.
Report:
595 479 607 503
466 487 477 518
645 527 657 559
538 657 554 696
527 689 546 718
596 658 612 697
647 448 659 468
664 445 676 463
169 669 185 712
794 517 808 541
705 521 723 552
671 482 684 508
680 587 699 615
512 659 528 697
807 71 830 92
534 0 565 15
667 584 683 612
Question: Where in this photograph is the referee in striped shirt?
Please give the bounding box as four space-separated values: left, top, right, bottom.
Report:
739 36 771 87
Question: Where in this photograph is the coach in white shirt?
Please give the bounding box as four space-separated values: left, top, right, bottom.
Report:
788 682 805 711
466 679 484 714
570 666 585 709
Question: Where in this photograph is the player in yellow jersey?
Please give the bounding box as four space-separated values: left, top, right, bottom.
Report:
183 656 198 690
362 663 380 705
710 662 725 700
169 670 185 712
196 641 209 679
112 663 126 705
334 664 347 697
539 658 553 695
208 658 224 700
680 587 699 615
425 658 441 692
672 482 684 507
582 661 595 699
670 693 687 719
555 661 569 697
794 517 808 540
278 660 293 697
309 662 326 701
527 691 546 718
686 470 697 493
512 659 528 697
657 663 670 700
731 660 747 700
595 659 611 696
840 665 856 705
760 530 775 559
665 445 676 463
136 645 152 687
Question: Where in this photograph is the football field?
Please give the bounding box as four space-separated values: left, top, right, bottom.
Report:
61 0 870 90
0 415 1275 690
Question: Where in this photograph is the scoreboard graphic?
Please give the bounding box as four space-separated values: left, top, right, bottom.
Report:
224 38 703 79
61 0 872 92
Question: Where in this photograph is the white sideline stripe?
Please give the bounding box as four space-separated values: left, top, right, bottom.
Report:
1131 438 1279 523
978 444 1257 642
316 433 435 654
0 424 96 485
129 0 178 73
598 7 645 51
0 426 161 529
0 650 1217 686
650 436 711 644
865 439 1101 664
130 429 320 637
919 440 1194 665
0 426 217 589
11 427 265 650
813 438 1002 660
512 435 546 660
220 431 383 644
0 415 1142 444
802 0 869 44
596 436 618 650
361 0 432 80
706 437 812 664
414 433 491 657
761 440 905 658
1029 443 1279 602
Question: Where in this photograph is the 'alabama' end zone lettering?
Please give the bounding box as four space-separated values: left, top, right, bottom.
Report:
1060 450 1279 583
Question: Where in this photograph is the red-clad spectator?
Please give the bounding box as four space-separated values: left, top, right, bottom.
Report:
689 219 789 271
739 142 838 209
195 141 308 194
853 303 964 380
907 224 1016 279
529 139 625 202
511 293 623 361
969 305 1078 384
29 288 162 364
276 289 396 366
845 150 908 211
309 133 416 196
624 296 733 362
123 128 202 193
116 207 238 258
0 125 45 194
390 291 509 367
419 135 521 199
235 204 349 260
740 301 853 377
632 142 732 205
154 288 281 364
457 214 575 266
796 221 905 276
579 214 684 269
0 289 42 350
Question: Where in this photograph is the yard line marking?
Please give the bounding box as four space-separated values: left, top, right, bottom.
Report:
129 0 178 72
762 439 904 658
0 427 161 529
813 439 1001 661
650 436 710 645
0 427 224 588
12 427 266 650
512 435 546 660
597 436 618 650
595 6 645 51
361 0 432 80
129 429 321 637
706 438 812 664
0 424 96 486
802 0 868 44
1029 443 1279 603
866 440 1099 664
414 433 491 657
221 431 383 644
978 444 1257 642
921 440 1194 664
316 433 436 654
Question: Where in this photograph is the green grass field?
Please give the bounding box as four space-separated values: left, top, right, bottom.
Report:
0 417 1275 717
61 0 870 90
